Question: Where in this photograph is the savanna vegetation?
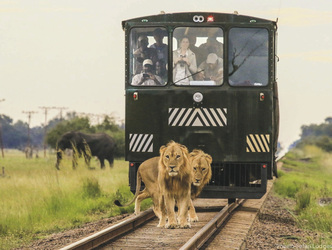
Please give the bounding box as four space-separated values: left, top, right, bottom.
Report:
293 116 332 152
1 114 332 248
0 150 151 249
275 118 332 245
0 112 125 158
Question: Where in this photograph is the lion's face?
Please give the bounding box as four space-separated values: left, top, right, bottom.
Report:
160 141 189 177
190 150 212 187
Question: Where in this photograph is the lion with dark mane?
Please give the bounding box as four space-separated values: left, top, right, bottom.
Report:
114 148 212 224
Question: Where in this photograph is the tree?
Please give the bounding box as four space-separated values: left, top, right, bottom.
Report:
297 117 332 152
46 116 92 148
325 117 332 124
1 115 28 149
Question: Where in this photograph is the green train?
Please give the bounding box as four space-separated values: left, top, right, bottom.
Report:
122 12 279 200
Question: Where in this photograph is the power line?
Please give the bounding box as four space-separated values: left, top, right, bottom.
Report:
54 107 68 119
38 106 69 157
39 106 57 157
22 111 38 148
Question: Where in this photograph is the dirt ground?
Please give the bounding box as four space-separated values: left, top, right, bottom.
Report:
19 192 327 250
245 193 328 249
16 214 131 250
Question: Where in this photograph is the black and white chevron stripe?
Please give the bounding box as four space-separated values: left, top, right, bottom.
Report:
246 134 270 153
129 134 153 152
168 108 227 127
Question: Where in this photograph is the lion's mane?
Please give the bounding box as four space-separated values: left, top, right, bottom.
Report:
157 141 192 228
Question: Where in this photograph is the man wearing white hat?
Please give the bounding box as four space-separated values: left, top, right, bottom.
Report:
196 53 223 84
131 59 163 86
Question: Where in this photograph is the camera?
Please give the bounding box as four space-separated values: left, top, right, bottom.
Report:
143 73 150 78
179 55 186 67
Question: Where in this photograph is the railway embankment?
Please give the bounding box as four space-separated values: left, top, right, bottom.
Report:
246 145 332 249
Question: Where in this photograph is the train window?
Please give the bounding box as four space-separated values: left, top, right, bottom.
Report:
129 27 168 86
172 27 224 86
228 28 269 86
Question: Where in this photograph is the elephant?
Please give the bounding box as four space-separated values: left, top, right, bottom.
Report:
55 131 116 170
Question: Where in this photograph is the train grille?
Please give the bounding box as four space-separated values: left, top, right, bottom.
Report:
208 163 263 187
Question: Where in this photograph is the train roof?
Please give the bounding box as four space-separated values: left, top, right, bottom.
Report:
122 12 276 30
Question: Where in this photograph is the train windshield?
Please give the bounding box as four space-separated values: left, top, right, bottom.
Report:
228 28 269 86
129 26 269 87
173 27 224 86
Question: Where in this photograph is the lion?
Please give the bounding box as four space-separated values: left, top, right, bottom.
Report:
114 149 212 223
157 141 192 229
187 149 213 221
114 156 162 218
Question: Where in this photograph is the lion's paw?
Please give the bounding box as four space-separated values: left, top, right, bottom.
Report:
179 223 191 229
157 220 166 228
165 223 178 229
189 216 199 222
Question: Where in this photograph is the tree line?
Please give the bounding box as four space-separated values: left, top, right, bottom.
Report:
295 117 332 152
0 112 125 157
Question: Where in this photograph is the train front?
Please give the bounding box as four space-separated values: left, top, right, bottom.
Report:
123 12 279 199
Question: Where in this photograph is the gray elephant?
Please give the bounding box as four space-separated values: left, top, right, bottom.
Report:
55 131 116 170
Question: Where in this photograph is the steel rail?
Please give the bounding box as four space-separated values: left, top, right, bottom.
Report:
180 199 245 250
60 208 155 250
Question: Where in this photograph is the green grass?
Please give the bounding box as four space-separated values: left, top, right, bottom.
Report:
0 150 152 249
276 145 332 243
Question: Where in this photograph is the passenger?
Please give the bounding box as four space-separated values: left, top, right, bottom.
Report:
133 35 158 74
199 29 223 58
131 59 162 86
196 53 223 84
149 28 168 63
188 34 205 67
155 59 167 84
173 36 197 85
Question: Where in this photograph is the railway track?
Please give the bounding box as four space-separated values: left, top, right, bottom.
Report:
61 181 273 250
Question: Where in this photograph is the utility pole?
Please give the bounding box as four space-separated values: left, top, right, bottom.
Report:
0 98 5 157
39 106 56 157
22 111 38 149
54 107 68 120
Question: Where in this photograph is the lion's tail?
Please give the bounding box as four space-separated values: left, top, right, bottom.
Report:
114 170 142 207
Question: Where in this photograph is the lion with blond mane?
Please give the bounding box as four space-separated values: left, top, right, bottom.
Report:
114 146 212 225
157 141 192 228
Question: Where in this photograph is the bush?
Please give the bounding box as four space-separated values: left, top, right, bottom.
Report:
274 178 303 198
295 189 311 211
82 177 102 198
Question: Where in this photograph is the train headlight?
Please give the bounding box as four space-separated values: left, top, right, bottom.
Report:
193 92 203 103
193 15 204 23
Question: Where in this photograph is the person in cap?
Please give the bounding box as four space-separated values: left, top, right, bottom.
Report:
131 59 163 86
196 53 223 84
133 35 158 74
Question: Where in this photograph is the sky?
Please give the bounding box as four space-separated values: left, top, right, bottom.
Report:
1 0 332 151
